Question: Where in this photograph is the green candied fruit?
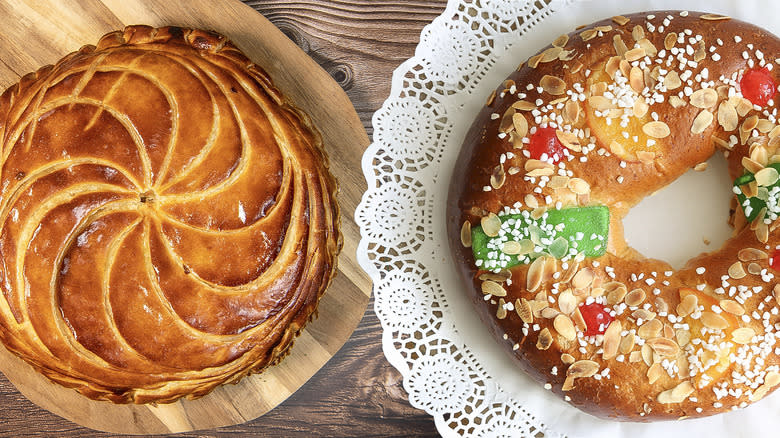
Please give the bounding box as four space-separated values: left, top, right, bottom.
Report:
734 162 780 222
471 205 610 271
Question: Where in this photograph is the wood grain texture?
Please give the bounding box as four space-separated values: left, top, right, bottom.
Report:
0 0 446 436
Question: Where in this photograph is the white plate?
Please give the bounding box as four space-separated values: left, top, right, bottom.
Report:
357 1 780 437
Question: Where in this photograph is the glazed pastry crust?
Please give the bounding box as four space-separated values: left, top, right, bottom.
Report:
449 11 780 420
0 25 341 404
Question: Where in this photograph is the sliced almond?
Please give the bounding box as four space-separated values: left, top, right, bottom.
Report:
637 38 658 57
496 298 507 319
647 362 665 385
564 100 580 124
676 294 698 317
691 110 714 134
609 140 626 156
605 56 621 79
512 112 528 138
669 95 686 108
637 151 656 163
568 178 590 195
602 320 622 360
541 47 563 63
750 371 780 401
512 100 536 111
664 71 682 90
516 298 534 324
558 290 577 315
527 53 543 69
537 328 553 350
613 34 628 57
638 319 663 340
572 268 595 289
641 343 654 366
619 332 636 354
527 256 546 292
732 327 756 344
481 280 506 297
501 240 522 255
664 32 677 50
499 107 515 133
690 88 718 109
643 121 671 138
481 213 501 237
524 194 539 208
676 329 691 347
612 15 630 26
633 97 649 118
700 13 731 21
554 314 577 341
562 375 576 391
756 222 769 243
743 156 765 174
588 95 615 111
540 75 566 95
606 283 628 305
694 40 706 63
657 381 695 404
757 119 775 133
719 299 745 316
742 114 759 133
556 130 582 152
755 167 780 187
718 101 738 131
525 159 554 172
737 98 753 117
624 288 646 307
460 221 472 247
631 25 645 42
739 248 768 262
629 66 644 93
567 360 599 378
552 34 570 48
490 165 506 189
647 337 680 357
700 311 729 330
624 47 645 62
619 59 631 78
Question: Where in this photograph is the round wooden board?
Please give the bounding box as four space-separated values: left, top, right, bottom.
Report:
0 0 371 434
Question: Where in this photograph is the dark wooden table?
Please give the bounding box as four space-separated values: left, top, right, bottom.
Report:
0 1 447 436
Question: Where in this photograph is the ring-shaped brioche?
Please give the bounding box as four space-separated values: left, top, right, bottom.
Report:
449 11 780 420
0 26 340 404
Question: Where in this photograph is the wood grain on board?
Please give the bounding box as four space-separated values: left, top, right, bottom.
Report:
0 0 446 436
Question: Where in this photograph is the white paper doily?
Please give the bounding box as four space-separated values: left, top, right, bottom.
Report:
356 1 780 437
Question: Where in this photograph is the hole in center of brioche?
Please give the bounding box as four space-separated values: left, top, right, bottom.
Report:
622 153 734 270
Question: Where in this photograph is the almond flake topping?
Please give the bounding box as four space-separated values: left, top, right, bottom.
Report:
460 221 472 247
567 360 599 378
481 213 501 237
643 121 671 138
690 88 718 109
657 381 695 404
691 110 714 134
540 75 566 95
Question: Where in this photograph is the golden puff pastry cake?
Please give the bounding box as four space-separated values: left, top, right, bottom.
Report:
0 25 340 404
449 11 780 420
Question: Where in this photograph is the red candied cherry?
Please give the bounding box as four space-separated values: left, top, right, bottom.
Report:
528 126 566 164
770 248 780 271
740 67 777 107
578 302 614 336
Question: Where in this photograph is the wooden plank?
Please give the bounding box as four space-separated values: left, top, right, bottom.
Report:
0 0 445 436
0 0 371 433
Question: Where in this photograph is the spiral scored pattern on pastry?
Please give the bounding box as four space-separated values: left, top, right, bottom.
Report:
0 26 340 404
449 12 780 420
